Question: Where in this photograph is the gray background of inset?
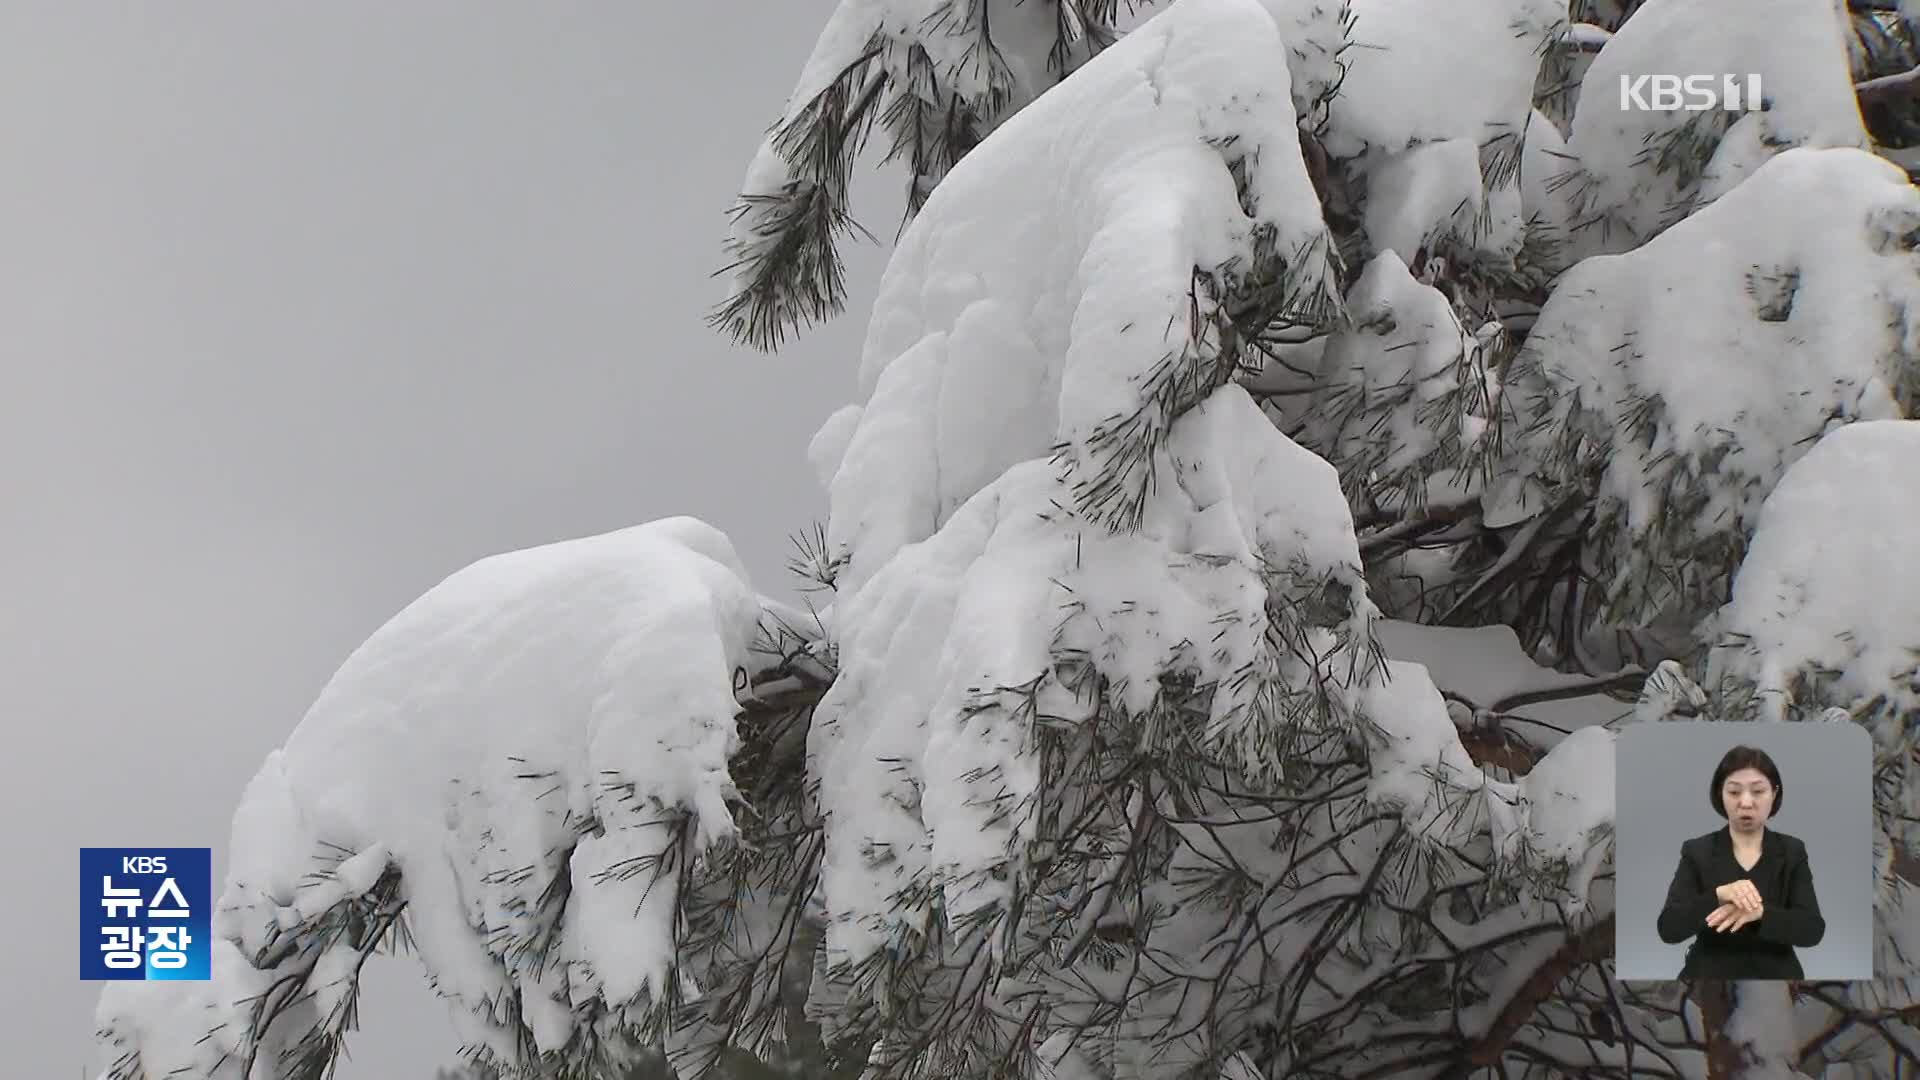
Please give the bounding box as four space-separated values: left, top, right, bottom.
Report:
1613 721 1874 981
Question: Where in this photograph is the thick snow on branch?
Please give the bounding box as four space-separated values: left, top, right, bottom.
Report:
1712 420 1920 724
1500 146 1920 630
95 518 768 1078
1709 420 1920 991
1519 108 1578 267
1559 0 1867 260
1293 251 1487 504
1325 0 1564 159
1358 660 1501 848
1361 138 1495 261
1247 0 1349 125
1319 0 1562 265
809 382 1622 1079
811 384 1379 966
815 0 1341 596
1722 983 1801 1079
1362 652 1617 909
1377 620 1632 735
722 0 889 251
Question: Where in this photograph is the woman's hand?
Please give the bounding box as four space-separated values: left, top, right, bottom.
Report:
1706 901 1764 932
1715 879 1762 911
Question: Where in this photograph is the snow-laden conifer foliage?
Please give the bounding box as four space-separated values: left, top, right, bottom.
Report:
100 0 1920 1077
1550 0 1868 262
95 520 778 1079
815 0 1341 590
713 0 1132 352
1496 147 1920 635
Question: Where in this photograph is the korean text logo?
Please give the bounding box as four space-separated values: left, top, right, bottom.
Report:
1618 73 1765 112
80 848 211 980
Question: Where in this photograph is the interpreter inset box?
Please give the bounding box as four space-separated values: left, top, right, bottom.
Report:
1613 721 1872 982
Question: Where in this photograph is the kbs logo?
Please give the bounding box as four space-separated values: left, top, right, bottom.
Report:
80 848 212 981
1619 73 1765 112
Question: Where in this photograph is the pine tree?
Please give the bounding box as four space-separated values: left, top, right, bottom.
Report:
100 1 1920 1078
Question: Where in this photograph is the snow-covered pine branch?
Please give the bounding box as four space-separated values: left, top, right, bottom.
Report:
809 0 1343 582
1545 0 1869 263
711 0 1139 352
789 2 1632 1075
94 519 792 1079
1494 147 1920 644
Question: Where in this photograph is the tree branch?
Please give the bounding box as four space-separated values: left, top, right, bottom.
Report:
1796 985 1920 1073
1458 724 1543 776
1691 981 1743 1080
737 648 835 710
1559 23 1612 52
1894 840 1920 886
1358 498 1484 559
1861 63 1920 105
1458 913 1616 1070
1488 667 1649 715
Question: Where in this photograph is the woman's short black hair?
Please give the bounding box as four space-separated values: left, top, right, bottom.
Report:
1710 745 1783 818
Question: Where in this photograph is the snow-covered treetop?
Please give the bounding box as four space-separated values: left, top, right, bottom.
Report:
713 0 1132 351
815 0 1343 597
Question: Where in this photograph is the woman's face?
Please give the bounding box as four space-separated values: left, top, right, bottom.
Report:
1722 767 1776 829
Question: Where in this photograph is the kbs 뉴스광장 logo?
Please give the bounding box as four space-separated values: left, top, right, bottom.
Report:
80 848 212 980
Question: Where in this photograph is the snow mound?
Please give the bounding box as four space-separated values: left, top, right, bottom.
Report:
1519 107 1578 261
1499 725 1616 915
96 518 767 1077
821 0 1340 596
1323 0 1561 265
1357 659 1615 917
1325 0 1564 159
1560 0 1866 259
1357 660 1501 848
1249 0 1351 127
810 384 1378 967
1713 419 1920 724
806 402 863 491
1361 138 1491 261
1501 146 1920 630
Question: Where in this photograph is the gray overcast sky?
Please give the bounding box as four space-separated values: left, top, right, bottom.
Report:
0 3 899 1074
